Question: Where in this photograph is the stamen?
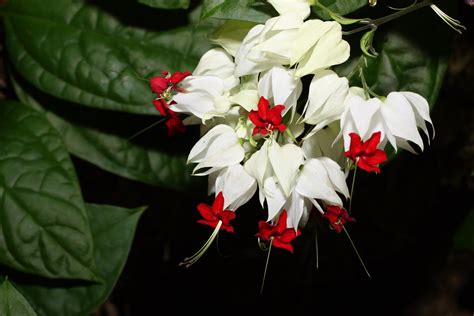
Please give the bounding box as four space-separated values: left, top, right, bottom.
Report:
260 237 274 295
126 117 167 141
342 226 371 279
430 5 466 34
348 159 358 214
179 220 223 268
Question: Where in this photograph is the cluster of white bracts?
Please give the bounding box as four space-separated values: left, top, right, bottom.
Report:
170 0 433 229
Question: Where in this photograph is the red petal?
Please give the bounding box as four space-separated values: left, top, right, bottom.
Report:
256 221 274 240
220 210 236 226
268 105 285 125
364 131 382 153
272 238 294 253
257 96 270 120
249 110 265 128
197 203 216 221
357 158 380 173
325 205 344 217
364 150 387 165
169 71 192 85
213 192 225 215
275 210 288 234
275 123 287 133
152 99 169 116
331 223 343 233
220 223 234 233
150 76 169 94
278 229 299 243
346 133 363 159
165 116 186 137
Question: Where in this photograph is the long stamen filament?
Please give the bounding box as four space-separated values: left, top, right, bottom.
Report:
348 160 358 214
430 5 466 34
179 220 223 268
314 222 319 271
126 117 168 141
260 237 274 295
342 225 371 279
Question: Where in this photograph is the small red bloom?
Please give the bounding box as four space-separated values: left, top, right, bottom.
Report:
248 96 286 136
344 131 388 173
196 192 236 233
256 210 300 253
323 205 356 233
149 70 191 136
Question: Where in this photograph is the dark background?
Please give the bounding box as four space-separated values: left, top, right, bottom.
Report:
1 1 473 315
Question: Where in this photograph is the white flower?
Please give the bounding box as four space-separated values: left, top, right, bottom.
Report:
258 65 302 116
268 0 311 20
172 48 238 122
234 13 303 77
244 140 272 206
303 122 345 167
291 20 350 78
188 124 245 175
339 91 434 153
302 70 349 136
213 164 257 211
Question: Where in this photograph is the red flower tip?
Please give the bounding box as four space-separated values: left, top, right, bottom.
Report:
323 205 356 233
249 96 287 136
256 210 300 253
196 192 236 233
344 131 388 173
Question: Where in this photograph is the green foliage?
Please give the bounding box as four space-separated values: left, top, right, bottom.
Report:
10 73 200 190
313 0 368 20
201 0 274 23
0 101 96 281
0 280 37 316
1 0 213 115
138 0 190 9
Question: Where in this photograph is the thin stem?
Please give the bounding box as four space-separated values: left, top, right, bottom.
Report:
348 161 358 215
343 1 432 35
314 222 319 271
342 226 371 279
260 237 273 295
126 117 167 141
179 221 222 268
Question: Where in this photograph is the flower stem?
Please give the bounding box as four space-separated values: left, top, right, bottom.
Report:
314 222 319 271
342 226 371 279
349 162 358 215
260 237 273 295
127 117 167 141
343 1 433 36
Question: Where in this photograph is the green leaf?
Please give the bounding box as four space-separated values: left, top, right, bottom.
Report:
2 0 213 114
0 101 97 281
453 209 474 251
313 0 367 20
201 0 274 23
4 203 145 316
0 280 37 316
10 72 201 190
138 0 190 10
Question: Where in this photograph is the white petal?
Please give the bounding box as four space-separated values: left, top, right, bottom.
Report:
295 159 343 206
193 48 239 89
268 0 311 20
263 177 287 221
235 25 271 77
283 190 305 229
303 122 345 166
318 157 349 198
172 91 216 119
382 92 424 151
229 89 259 111
244 140 271 206
348 96 382 139
188 125 244 174
209 20 256 56
399 91 434 139
268 142 304 197
215 164 257 211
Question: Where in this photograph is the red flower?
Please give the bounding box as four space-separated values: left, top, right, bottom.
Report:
196 192 236 233
323 205 356 233
248 96 286 136
149 70 191 136
344 131 387 173
256 210 300 253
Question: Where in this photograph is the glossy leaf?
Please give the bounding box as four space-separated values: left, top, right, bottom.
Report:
2 0 213 114
0 101 97 281
10 73 200 190
313 0 367 20
0 280 37 316
138 0 190 10
6 203 145 316
201 0 274 23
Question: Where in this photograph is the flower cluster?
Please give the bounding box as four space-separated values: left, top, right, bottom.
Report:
151 0 435 257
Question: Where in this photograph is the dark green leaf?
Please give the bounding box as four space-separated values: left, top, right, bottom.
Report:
453 209 474 251
0 101 97 281
10 72 201 190
5 203 145 316
313 0 367 20
138 0 190 10
201 0 274 23
0 280 37 316
2 0 213 114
